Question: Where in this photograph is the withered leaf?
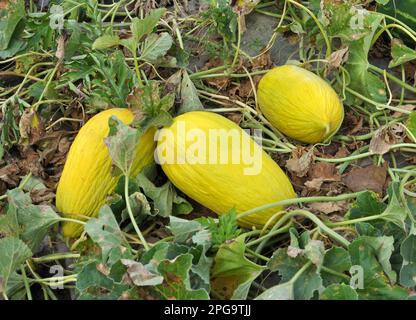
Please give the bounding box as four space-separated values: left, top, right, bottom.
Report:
305 162 341 191
286 147 314 178
327 47 349 73
19 109 44 147
369 124 404 155
342 164 387 194
308 201 348 215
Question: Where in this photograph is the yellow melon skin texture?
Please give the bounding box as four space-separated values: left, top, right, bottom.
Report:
257 65 344 144
56 108 156 238
156 111 296 228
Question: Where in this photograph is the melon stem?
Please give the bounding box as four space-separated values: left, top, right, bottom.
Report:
125 174 150 251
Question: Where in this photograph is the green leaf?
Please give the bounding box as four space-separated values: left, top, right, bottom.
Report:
140 33 173 63
356 222 382 237
348 191 386 219
320 283 358 300
136 166 193 218
169 216 205 244
105 116 140 175
155 254 210 299
267 248 323 300
348 236 408 299
92 34 120 50
85 205 132 265
400 234 416 287
255 281 295 300
345 12 387 104
197 209 242 248
6 189 61 251
211 235 265 299
178 70 204 115
401 234 416 263
120 192 152 230
90 51 133 108
406 112 416 140
131 8 166 41
0 0 25 50
380 182 408 230
322 247 351 286
0 36 26 59
0 237 32 295
127 81 174 132
121 259 163 286
76 261 129 300
389 40 416 68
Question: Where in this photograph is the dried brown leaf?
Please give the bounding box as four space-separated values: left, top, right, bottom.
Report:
30 188 55 204
392 104 415 118
0 163 20 187
327 47 349 73
369 124 404 155
342 164 387 194
19 109 45 147
308 201 348 214
286 147 314 177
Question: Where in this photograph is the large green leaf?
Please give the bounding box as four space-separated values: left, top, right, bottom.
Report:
389 40 416 68
131 8 166 42
349 236 409 299
105 116 140 176
320 283 358 300
211 235 265 299
140 33 173 63
136 167 193 218
155 254 210 300
400 234 416 288
345 13 387 104
0 0 25 50
85 205 132 265
6 189 61 252
265 248 323 300
0 237 32 297
322 247 351 286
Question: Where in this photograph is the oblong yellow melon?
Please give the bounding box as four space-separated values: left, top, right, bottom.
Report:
257 65 344 144
156 111 296 228
56 108 156 238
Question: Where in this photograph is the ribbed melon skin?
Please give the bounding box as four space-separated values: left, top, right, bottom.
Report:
157 111 296 228
257 65 344 144
56 108 156 238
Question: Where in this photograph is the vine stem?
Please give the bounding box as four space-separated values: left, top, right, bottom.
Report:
124 174 150 251
278 210 350 247
321 266 350 281
246 222 292 247
287 0 332 58
326 214 384 227
35 62 60 111
368 64 416 95
32 253 80 263
21 266 32 300
372 23 416 46
133 49 144 87
58 217 86 225
230 14 242 71
238 192 362 220
294 261 313 281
